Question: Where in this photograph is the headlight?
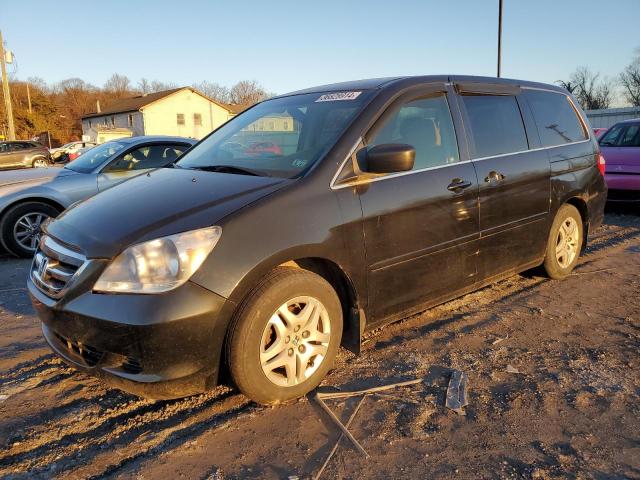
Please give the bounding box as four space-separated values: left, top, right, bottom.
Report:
93 226 221 294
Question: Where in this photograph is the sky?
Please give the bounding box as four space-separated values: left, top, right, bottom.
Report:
2 0 639 101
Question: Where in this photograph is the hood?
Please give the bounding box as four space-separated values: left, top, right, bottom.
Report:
46 168 290 258
600 145 640 167
0 167 68 188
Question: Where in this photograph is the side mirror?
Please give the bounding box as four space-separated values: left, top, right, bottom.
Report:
361 143 415 174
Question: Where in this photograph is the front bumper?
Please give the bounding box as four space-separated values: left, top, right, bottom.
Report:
28 276 236 399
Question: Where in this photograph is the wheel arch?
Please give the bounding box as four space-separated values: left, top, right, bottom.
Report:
29 154 50 167
564 196 589 252
279 257 364 353
0 197 65 220
223 254 365 356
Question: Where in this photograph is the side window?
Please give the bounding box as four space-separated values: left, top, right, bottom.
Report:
616 124 640 147
105 144 188 171
10 143 27 151
367 94 460 170
525 90 588 147
461 95 528 158
0 143 8 152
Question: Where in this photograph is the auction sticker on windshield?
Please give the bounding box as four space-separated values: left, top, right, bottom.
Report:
316 91 362 102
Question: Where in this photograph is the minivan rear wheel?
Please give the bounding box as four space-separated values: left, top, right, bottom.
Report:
226 267 343 405
543 204 583 279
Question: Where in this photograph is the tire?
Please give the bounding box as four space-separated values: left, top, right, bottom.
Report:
32 157 50 168
543 204 584 279
226 267 343 405
0 202 61 258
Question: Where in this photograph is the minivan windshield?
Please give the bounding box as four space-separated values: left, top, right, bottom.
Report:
65 141 126 173
176 91 372 178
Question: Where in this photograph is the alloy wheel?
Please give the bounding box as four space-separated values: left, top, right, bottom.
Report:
260 295 331 387
33 158 48 168
555 217 579 269
13 212 48 252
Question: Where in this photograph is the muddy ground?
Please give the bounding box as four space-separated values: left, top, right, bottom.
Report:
0 205 639 480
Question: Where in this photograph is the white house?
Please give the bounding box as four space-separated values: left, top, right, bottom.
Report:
81 87 246 143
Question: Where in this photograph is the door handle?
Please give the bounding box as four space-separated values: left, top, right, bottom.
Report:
447 178 473 192
484 170 506 183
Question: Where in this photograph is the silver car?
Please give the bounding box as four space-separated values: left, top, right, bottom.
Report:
0 136 195 257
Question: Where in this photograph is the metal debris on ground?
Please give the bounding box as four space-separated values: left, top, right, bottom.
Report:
445 370 469 415
506 364 520 374
492 335 508 345
572 267 614 276
312 378 423 480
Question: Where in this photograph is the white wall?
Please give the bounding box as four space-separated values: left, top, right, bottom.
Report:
141 89 233 139
82 111 143 140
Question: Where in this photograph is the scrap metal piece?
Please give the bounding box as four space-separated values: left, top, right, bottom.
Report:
314 393 369 458
311 378 424 478
445 370 468 415
316 378 422 400
313 394 368 480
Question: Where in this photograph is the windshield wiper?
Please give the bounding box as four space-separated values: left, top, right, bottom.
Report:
186 165 269 177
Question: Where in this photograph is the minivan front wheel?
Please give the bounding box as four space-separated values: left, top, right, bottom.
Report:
543 204 583 279
226 267 343 405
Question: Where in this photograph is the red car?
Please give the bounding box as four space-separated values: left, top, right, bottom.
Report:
244 141 282 156
593 127 608 139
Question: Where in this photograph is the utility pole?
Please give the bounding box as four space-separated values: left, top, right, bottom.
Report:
0 30 15 140
497 0 503 78
26 83 32 114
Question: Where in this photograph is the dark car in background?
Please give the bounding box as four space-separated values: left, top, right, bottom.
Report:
28 76 607 405
0 141 51 170
599 119 640 201
0 136 195 257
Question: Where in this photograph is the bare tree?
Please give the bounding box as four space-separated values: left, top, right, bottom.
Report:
620 48 640 107
104 73 133 98
560 67 614 110
137 78 152 94
136 78 177 94
229 80 268 105
150 80 177 92
556 80 578 96
194 81 231 103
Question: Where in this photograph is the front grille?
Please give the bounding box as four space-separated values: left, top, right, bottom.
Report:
53 331 105 366
31 235 86 298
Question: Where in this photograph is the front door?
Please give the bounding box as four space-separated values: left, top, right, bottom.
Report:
356 89 480 322
458 90 550 280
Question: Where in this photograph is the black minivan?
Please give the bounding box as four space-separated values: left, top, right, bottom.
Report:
28 76 607 404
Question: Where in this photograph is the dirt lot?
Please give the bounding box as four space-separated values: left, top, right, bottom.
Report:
1 205 639 480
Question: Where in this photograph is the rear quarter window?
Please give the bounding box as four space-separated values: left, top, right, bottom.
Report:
524 90 588 147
